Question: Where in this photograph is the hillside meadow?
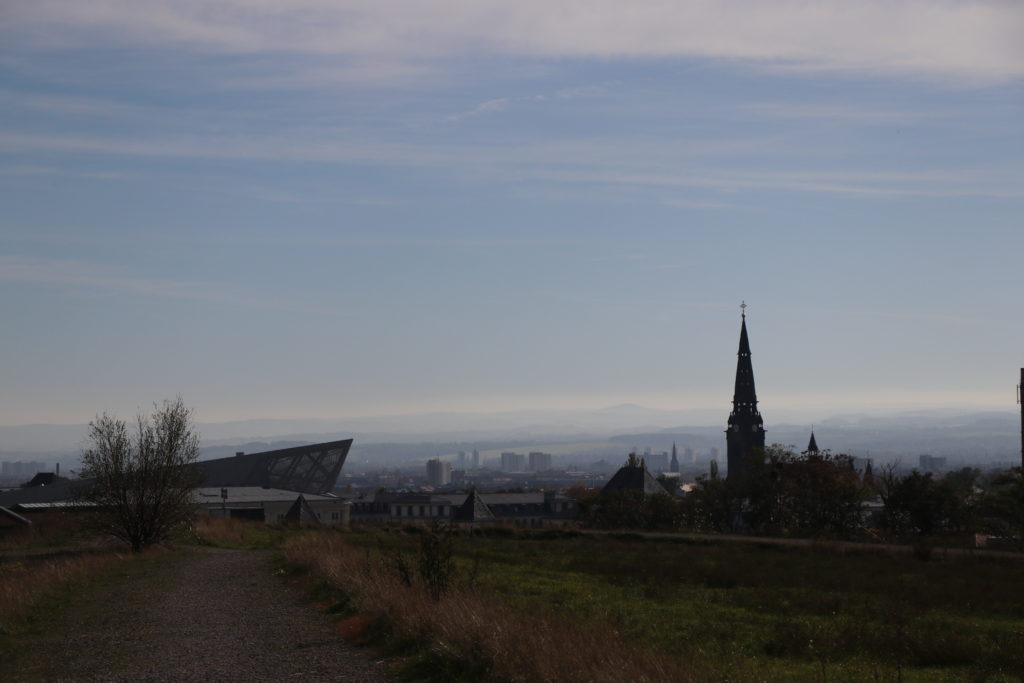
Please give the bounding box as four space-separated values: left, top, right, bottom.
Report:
283 525 1024 682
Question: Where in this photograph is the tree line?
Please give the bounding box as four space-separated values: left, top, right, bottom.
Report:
573 445 1024 546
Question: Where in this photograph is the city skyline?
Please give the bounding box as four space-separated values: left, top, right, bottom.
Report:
2 2 1022 426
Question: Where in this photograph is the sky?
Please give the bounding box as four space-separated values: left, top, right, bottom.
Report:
1 1 1023 427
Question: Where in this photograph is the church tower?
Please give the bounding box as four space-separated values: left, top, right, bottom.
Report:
806 431 819 454
726 303 766 481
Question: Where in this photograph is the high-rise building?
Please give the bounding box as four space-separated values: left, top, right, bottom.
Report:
501 452 526 472
919 454 946 472
457 451 467 469
528 451 552 472
472 448 480 469
684 447 695 464
646 451 669 472
426 458 452 486
726 304 766 482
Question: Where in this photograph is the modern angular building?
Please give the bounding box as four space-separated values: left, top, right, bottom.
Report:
0 439 353 519
194 440 352 495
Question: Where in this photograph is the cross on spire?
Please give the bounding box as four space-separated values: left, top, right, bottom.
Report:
740 301 747 318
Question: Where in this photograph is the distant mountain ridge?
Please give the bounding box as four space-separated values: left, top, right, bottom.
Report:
2 407 1019 465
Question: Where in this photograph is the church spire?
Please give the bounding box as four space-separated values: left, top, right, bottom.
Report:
731 308 759 415
726 303 766 482
807 430 819 454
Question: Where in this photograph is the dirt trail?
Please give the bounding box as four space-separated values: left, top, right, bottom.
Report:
7 547 393 682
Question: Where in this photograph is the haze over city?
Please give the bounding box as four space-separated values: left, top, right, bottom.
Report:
2 1 1022 429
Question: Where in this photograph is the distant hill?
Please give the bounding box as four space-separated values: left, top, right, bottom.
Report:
2 407 1019 467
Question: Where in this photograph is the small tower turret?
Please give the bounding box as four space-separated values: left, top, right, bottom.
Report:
807 430 819 454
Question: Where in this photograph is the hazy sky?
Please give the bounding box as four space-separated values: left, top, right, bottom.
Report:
2 1 1023 426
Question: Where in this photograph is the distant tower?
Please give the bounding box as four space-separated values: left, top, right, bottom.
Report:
726 303 766 482
426 458 452 486
862 460 874 487
806 430 819 455
670 442 679 472
1018 369 1024 468
472 448 480 469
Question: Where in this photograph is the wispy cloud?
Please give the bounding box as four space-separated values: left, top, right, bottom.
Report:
530 166 1024 199
445 97 509 121
661 198 737 210
741 102 939 124
0 254 348 317
5 1 1023 83
3 130 1020 200
0 88 134 116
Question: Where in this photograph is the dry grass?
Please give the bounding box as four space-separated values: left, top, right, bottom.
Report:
0 550 128 635
191 515 285 549
284 532 685 683
0 513 92 550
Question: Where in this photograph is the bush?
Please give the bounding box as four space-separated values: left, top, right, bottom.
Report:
78 397 201 552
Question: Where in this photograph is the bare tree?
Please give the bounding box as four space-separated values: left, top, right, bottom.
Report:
79 397 201 551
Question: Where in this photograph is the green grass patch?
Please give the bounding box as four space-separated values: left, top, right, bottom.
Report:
346 530 1024 681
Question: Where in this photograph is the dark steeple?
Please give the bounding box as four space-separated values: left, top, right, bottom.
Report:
670 442 679 472
807 430 819 454
732 315 757 413
726 303 766 482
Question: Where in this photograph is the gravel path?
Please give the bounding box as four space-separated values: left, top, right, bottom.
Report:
9 547 394 682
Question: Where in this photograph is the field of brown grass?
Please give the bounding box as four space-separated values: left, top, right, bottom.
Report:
0 550 129 637
284 530 684 682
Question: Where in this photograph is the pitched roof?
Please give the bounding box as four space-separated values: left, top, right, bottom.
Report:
284 494 322 525
24 472 58 487
453 489 496 522
601 457 668 496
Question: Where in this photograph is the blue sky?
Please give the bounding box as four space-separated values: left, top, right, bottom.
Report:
1 1 1022 425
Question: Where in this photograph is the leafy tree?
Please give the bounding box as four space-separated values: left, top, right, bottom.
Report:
79 397 201 551
985 467 1024 544
679 473 735 532
878 467 961 539
578 489 682 531
739 445 868 537
777 450 867 537
940 467 982 533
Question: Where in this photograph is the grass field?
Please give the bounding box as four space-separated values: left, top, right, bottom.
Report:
316 527 1024 682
